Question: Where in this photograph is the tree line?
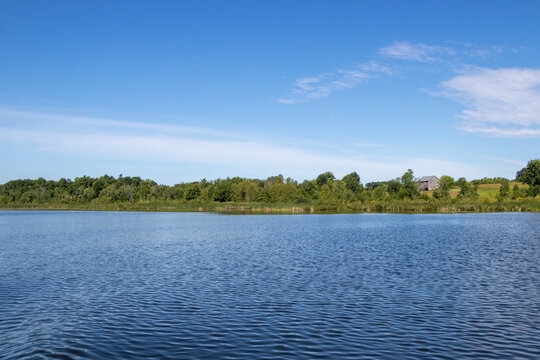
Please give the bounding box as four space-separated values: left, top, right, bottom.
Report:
1 160 538 206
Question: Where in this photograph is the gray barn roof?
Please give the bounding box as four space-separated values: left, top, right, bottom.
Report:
419 176 437 182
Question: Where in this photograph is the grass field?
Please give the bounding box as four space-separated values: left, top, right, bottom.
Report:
430 182 529 199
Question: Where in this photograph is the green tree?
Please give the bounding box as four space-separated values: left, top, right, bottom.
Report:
170 184 185 200
497 179 510 200
432 187 447 199
212 180 232 202
527 185 540 197
137 183 152 200
331 180 347 201
455 177 466 188
316 171 335 188
199 185 214 202
397 169 418 199
515 159 540 186
299 180 317 200
271 182 299 202
318 184 333 204
511 184 522 199
456 177 478 199
82 187 96 201
185 184 201 200
232 180 259 202
99 184 117 202
401 169 414 184
264 175 284 187
439 175 454 188
373 185 387 202
434 175 453 199
386 179 401 196
342 172 362 194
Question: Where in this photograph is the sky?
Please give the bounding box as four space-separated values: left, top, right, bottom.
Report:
1 0 539 184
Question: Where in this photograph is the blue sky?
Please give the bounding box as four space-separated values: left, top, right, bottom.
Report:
1 1 539 184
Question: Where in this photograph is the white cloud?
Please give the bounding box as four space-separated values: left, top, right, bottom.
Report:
276 98 296 104
279 41 513 104
379 41 454 62
358 60 394 75
0 126 401 180
354 142 394 150
278 71 369 104
355 142 386 148
0 108 234 138
458 125 540 138
440 67 540 138
448 42 511 59
483 156 526 167
465 45 505 58
0 109 479 182
278 61 393 104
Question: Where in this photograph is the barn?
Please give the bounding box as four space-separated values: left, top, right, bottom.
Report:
417 176 440 191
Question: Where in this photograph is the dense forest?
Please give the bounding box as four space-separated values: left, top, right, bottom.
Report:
1 160 539 213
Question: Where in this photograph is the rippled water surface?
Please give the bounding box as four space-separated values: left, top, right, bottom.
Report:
1 211 539 359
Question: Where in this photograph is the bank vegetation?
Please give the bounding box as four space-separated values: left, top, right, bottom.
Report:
2 160 539 214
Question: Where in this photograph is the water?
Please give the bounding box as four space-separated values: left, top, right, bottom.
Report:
0 211 538 359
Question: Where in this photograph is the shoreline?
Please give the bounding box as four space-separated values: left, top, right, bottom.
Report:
1 201 538 214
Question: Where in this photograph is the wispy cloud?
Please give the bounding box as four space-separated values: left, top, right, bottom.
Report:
462 44 506 58
358 60 394 75
483 156 526 167
440 67 540 138
458 126 540 138
379 41 454 62
0 109 478 181
0 109 379 175
354 142 393 150
278 61 392 104
279 41 513 104
0 108 234 138
278 71 369 104
379 41 514 63
446 41 516 59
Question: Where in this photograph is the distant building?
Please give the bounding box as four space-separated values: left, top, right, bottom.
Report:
417 176 440 191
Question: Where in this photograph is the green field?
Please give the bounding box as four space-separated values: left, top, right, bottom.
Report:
431 182 529 199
